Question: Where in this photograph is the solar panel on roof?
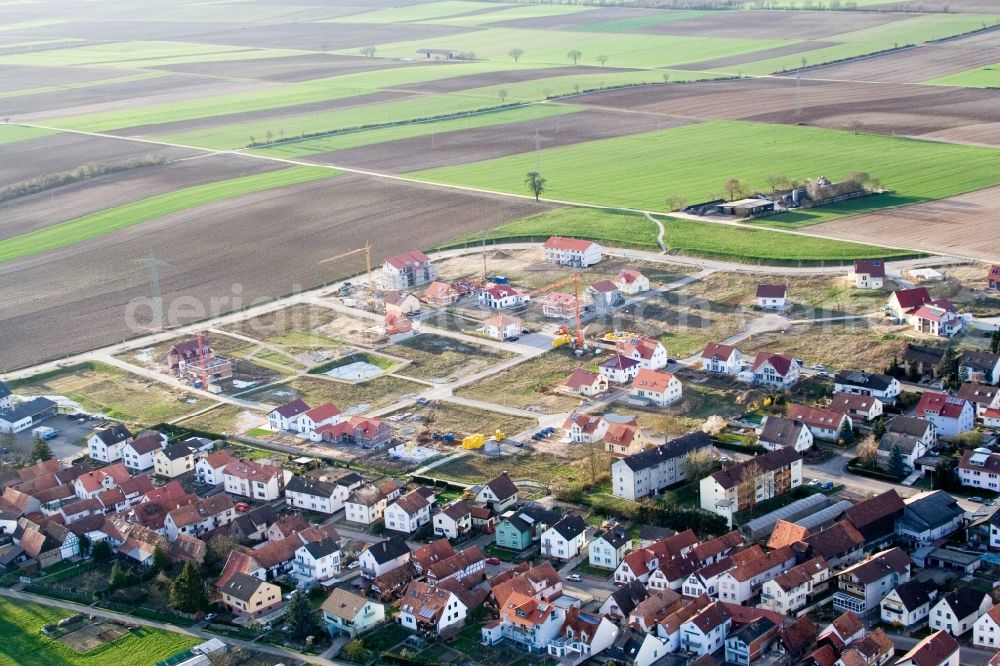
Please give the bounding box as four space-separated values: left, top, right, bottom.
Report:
419 608 436 619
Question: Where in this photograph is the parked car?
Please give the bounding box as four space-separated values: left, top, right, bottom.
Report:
809 478 821 486
821 481 833 490
348 560 361 570
485 557 501 565
234 502 250 512
566 573 582 582
970 496 985 504
812 364 826 371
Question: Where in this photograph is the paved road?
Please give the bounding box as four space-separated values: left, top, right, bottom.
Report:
0 587 346 666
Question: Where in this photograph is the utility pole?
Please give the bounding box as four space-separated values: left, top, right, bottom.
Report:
795 74 801 117
136 249 170 331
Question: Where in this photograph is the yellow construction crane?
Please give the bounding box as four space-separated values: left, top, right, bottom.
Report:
320 242 375 296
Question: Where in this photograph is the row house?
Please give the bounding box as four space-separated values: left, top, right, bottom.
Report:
163 493 235 541
701 342 743 376
655 593 713 652
716 546 795 605
680 600 732 656
833 548 912 616
121 432 166 471
267 399 310 431
295 403 342 438
725 616 780 666
345 484 389 526
73 463 131 500
546 607 618 665
315 415 392 449
542 236 602 268
426 545 486 586
614 530 697 586
195 449 234 485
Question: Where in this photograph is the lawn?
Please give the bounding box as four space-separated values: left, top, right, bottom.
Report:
730 13 999 75
344 27 791 70
409 120 1000 220
0 124 53 144
453 348 590 413
251 104 579 158
381 334 515 382
245 375 424 412
386 400 536 438
10 362 216 427
0 166 337 263
454 208 917 264
0 597 198 666
928 62 1000 88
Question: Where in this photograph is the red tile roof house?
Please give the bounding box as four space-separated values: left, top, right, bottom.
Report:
587 280 624 311
478 284 527 310
541 292 579 319
599 354 641 384
562 369 608 397
755 284 787 310
562 413 609 444
482 313 523 341
542 236 602 268
910 301 962 338
630 369 682 407
379 251 436 290
615 268 650 294
850 259 886 289
750 352 800 389
988 265 1000 290
886 287 933 322
618 336 669 370
701 343 743 376
382 291 421 316
787 404 851 441
164 338 233 382
423 281 460 306
293 402 342 439
916 392 975 438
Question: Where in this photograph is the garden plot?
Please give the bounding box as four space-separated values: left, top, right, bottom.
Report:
381 334 515 383
9 362 216 427
59 621 130 654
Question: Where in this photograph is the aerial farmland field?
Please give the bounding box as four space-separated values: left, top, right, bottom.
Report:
0 0 998 373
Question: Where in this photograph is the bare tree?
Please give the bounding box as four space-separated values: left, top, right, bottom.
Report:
723 178 747 201
682 448 715 481
596 54 609 67
567 49 582 65
508 48 524 63
765 174 788 192
736 461 763 516
359 46 376 58
665 195 687 212
662 72 670 83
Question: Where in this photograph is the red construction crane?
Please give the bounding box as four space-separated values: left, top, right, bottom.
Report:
532 272 584 348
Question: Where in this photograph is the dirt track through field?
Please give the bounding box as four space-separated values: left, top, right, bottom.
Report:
300 108 695 172
569 77 1000 144
0 174 548 370
802 185 1000 263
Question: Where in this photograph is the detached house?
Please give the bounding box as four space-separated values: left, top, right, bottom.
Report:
895 631 959 666
494 505 559 551
989 265 1000 290
475 472 518 512
959 448 1000 491
701 343 743 376
930 587 991 636
960 349 1000 385
588 280 624 311
834 371 900 404
433 500 472 540
725 616 780 666
541 292 579 319
268 399 310 431
87 423 133 463
384 488 433 534
589 526 631 570
153 441 195 478
760 556 831 615
562 413 608 444
615 268 649 294
165 338 232 382
479 284 527 310
220 572 282 621
916 392 974 437
973 604 1000 649
345 485 389 526
829 393 883 423
877 432 926 472
294 403 342 437
543 236 602 268
881 578 937 628
618 336 669 370
851 259 885 289
195 449 234 485
382 291 420 316
398 580 466 637
788 404 850 441
886 287 932 322
121 432 166 471
750 352 799 389
957 382 1000 418
359 537 410 579
294 536 342 585
833 548 912 616
380 251 435 290
223 459 285 501
599 354 641 384
911 302 962 337
482 313 523 341
681 601 732 656
285 474 358 515
630 369 682 407
541 514 587 561
757 416 813 452
423 281 460 306
323 588 385 638
755 284 787 310
562 369 608 397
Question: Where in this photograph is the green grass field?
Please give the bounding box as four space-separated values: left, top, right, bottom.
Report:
0 124 53 144
729 13 998 75
0 597 199 666
410 120 1000 221
0 165 337 263
251 104 578 157
340 27 790 69
928 62 1000 88
453 207 919 264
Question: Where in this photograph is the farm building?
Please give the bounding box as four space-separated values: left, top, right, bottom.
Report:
0 397 58 434
415 48 460 60
716 198 775 218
